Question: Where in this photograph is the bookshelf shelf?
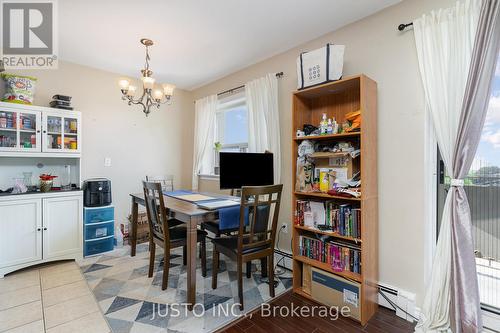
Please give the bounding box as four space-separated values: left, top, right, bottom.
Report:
294 255 362 283
294 191 361 201
292 74 378 326
294 225 362 243
294 132 360 141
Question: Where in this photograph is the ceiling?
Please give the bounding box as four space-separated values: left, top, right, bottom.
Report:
59 0 400 90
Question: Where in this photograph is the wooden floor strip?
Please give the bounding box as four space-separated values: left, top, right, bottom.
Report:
216 291 416 333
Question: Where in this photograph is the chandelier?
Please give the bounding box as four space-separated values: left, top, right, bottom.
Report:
118 39 175 116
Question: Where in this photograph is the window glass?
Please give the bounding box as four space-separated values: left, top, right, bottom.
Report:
221 106 248 146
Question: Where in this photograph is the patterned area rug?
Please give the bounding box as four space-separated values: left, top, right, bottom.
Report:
77 243 292 333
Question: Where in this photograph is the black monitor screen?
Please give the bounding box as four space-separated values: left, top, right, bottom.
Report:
219 152 274 189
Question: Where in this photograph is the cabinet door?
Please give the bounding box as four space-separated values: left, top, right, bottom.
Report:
0 199 42 267
42 112 63 153
42 111 81 153
62 115 81 153
0 108 19 151
43 195 83 259
18 109 42 152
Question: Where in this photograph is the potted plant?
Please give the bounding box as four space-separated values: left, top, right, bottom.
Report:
214 142 222 175
39 174 57 192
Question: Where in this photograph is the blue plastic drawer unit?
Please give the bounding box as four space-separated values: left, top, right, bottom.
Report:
83 205 114 256
84 206 114 224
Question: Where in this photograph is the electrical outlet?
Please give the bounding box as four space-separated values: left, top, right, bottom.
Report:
104 157 111 167
281 223 288 233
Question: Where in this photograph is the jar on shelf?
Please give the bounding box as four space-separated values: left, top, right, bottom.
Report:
39 179 53 192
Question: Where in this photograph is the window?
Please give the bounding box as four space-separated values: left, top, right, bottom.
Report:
199 90 248 177
215 91 248 153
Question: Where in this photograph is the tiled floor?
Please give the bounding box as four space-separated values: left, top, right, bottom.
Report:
0 261 110 333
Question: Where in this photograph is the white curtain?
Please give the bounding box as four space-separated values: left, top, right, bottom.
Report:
192 95 217 191
245 73 281 183
413 0 482 331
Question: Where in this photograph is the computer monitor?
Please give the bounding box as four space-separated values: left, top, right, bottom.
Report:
219 152 274 190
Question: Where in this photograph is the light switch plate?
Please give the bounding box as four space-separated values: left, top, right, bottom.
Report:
104 157 111 167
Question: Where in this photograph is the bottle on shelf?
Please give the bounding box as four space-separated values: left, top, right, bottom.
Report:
327 118 333 134
332 117 339 134
320 113 328 135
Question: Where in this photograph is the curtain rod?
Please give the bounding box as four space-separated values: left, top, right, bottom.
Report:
217 72 284 97
398 22 413 31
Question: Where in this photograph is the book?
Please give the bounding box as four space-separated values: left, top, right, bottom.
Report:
296 200 361 239
298 235 361 274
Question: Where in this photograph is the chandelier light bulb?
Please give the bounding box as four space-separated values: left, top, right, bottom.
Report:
142 76 155 90
118 79 130 90
127 85 137 96
163 83 175 97
153 89 164 101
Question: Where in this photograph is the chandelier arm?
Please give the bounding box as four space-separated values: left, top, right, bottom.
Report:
127 94 145 105
158 96 172 105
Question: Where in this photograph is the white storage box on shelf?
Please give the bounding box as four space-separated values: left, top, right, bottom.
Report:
296 44 345 89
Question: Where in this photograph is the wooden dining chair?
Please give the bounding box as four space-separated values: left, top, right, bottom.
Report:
200 188 258 273
200 188 241 238
142 181 207 290
145 175 183 229
211 184 283 310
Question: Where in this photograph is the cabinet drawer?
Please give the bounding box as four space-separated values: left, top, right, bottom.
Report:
85 221 114 240
84 236 114 256
84 206 114 224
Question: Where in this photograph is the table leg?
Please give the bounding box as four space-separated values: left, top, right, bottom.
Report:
130 198 138 257
186 216 198 311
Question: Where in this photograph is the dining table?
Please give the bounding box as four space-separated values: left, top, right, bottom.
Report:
129 192 220 311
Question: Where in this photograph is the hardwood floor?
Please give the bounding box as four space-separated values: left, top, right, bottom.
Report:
216 291 416 333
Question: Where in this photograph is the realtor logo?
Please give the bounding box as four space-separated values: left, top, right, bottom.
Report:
1 0 58 68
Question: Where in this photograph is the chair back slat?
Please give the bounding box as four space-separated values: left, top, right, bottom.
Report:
237 184 283 253
142 181 170 243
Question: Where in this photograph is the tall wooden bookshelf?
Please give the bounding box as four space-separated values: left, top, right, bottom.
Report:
292 74 378 325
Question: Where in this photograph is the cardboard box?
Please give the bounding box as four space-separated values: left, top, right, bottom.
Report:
128 212 150 245
311 267 361 321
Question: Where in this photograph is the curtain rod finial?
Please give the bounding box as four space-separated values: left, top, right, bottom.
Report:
398 22 413 31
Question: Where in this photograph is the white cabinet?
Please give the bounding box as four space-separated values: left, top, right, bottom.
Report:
0 102 81 156
0 192 83 277
43 195 83 259
0 198 42 268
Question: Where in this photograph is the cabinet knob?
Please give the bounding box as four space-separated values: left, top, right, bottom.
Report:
36 130 40 133
37 228 41 231
43 227 47 231
43 130 47 134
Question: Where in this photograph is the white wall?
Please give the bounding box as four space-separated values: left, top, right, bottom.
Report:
0 61 194 226
191 0 456 306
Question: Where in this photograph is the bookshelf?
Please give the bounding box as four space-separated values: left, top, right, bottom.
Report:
291 75 378 325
